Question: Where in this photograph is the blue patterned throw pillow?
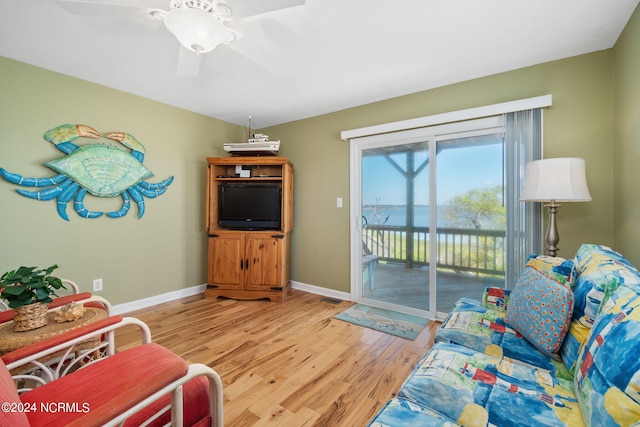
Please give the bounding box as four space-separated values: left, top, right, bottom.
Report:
506 255 575 357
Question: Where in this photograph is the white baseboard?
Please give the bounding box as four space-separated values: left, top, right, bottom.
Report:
112 284 207 315
112 281 350 315
291 280 351 301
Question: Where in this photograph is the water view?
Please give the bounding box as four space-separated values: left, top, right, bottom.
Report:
363 205 433 227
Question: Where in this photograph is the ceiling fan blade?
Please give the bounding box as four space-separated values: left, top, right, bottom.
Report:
176 45 202 77
55 0 167 18
223 0 305 20
226 34 287 76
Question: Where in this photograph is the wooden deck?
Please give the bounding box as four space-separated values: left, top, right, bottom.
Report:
363 261 504 313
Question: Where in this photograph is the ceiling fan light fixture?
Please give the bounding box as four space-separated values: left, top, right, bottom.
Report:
164 7 228 54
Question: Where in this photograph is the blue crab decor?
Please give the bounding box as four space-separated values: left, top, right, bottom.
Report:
0 124 174 220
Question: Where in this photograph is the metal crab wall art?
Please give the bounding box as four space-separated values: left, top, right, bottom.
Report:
0 124 174 220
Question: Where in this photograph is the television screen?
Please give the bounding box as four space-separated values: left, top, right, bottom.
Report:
218 183 281 230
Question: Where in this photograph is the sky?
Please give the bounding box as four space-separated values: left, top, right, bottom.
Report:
362 137 504 206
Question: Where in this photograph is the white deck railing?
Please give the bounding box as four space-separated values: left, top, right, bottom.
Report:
363 225 506 277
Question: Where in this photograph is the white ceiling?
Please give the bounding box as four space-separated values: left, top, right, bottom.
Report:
0 0 638 128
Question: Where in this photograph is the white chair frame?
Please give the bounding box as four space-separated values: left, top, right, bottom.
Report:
4 317 223 427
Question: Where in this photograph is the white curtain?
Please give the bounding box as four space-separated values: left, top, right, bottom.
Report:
504 109 542 286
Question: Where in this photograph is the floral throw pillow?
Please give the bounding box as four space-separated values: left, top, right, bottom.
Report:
505 255 575 357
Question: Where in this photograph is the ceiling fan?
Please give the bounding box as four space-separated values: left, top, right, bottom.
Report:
55 0 305 76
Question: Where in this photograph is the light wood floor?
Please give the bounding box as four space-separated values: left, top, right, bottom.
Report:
115 289 440 426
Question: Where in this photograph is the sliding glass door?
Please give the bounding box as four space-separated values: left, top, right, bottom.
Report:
352 117 512 319
360 141 431 313
434 133 506 313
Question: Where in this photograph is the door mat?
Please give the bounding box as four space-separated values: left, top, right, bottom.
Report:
334 304 429 340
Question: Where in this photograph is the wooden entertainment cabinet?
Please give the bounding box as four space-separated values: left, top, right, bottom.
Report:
205 156 293 302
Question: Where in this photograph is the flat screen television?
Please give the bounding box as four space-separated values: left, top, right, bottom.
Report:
218 183 282 230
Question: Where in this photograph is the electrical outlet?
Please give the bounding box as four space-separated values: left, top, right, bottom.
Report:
93 278 103 292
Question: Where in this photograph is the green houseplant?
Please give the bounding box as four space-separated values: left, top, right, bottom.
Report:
0 265 65 331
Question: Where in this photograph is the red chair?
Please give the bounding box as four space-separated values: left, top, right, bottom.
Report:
0 316 223 426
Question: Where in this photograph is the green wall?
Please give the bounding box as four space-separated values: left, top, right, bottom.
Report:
0 56 239 305
614 5 640 265
266 51 616 293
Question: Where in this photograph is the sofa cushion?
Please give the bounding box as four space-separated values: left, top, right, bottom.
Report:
482 287 511 312
368 397 461 427
525 255 576 288
398 342 585 427
560 244 640 373
506 255 575 358
435 297 570 379
123 375 212 427
573 282 640 426
0 357 29 426
22 343 189 426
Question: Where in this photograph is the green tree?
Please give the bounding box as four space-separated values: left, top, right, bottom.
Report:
441 186 506 277
443 185 505 230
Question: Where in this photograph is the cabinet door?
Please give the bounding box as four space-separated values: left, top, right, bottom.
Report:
244 234 283 291
208 233 244 290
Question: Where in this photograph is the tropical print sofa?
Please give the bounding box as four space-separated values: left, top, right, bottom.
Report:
368 244 640 426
